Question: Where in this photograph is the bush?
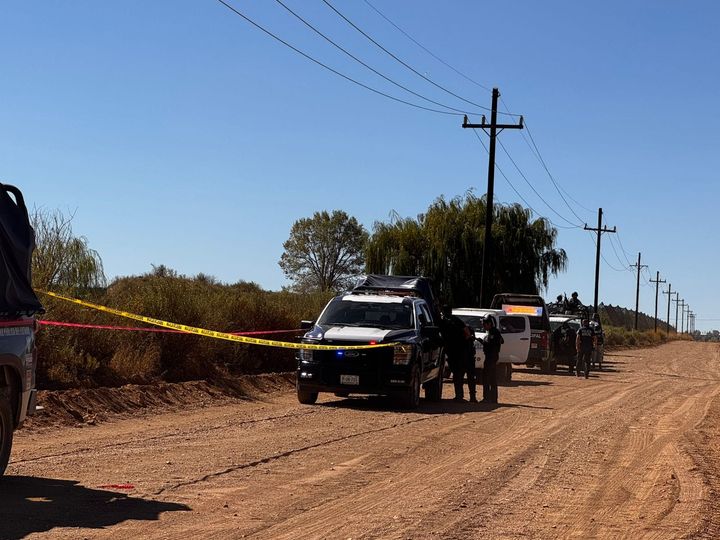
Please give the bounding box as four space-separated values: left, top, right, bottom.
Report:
36 270 334 389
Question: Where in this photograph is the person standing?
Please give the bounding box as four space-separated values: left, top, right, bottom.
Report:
480 314 504 403
439 305 474 402
590 313 604 370
575 318 596 379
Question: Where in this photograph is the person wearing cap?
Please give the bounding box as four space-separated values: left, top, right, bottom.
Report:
575 318 596 379
480 314 504 403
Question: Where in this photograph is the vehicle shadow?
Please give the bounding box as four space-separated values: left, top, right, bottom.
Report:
319 395 553 414
0 476 190 539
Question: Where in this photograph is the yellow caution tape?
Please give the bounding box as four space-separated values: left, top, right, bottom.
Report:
40 291 396 351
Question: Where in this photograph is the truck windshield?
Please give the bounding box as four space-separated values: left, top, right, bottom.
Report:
318 300 414 329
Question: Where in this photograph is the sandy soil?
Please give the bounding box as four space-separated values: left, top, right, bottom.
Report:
2 341 719 539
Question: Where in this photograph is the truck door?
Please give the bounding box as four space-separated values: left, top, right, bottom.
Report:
417 303 440 381
498 315 531 363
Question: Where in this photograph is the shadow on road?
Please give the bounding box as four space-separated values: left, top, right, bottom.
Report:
319 395 553 414
0 476 189 540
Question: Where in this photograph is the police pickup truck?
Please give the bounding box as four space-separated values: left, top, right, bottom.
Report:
296 275 444 409
453 308 531 383
0 183 43 476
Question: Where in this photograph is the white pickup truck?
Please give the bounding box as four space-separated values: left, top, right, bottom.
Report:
453 308 531 383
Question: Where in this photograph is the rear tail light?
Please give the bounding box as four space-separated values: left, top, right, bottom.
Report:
540 332 548 349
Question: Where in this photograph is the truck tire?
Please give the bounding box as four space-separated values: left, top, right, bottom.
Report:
0 388 13 477
296 384 318 405
423 370 443 402
398 365 421 409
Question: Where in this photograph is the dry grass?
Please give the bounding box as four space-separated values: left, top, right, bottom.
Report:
37 271 333 389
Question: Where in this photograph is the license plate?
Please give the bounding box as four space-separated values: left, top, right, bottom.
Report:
530 343 538 348
340 374 359 385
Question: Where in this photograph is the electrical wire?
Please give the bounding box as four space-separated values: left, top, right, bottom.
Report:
522 121 593 222
472 130 578 230
320 0 521 117
607 234 631 272
585 231 627 273
361 0 493 93
496 137 582 228
272 0 486 116
214 0 462 116
613 229 636 268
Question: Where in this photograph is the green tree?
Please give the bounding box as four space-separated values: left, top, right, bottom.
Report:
31 208 106 291
280 210 368 292
366 193 567 306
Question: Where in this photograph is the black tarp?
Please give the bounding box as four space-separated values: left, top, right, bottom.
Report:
352 274 438 318
0 183 43 316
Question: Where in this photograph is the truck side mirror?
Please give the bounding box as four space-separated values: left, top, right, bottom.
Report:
300 320 315 330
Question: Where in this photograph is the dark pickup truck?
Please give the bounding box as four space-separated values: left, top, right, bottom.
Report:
296 275 444 409
0 183 43 476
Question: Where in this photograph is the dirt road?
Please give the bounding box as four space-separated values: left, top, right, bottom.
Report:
3 341 719 539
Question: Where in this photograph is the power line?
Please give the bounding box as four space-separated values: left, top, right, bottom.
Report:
607 234 631 271
361 0 493 93
522 121 592 222
214 0 461 116
472 130 576 230
320 0 520 117
272 0 485 116
496 137 582 228
613 229 636 268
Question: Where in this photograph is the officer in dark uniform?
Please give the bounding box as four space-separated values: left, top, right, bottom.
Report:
590 313 604 370
553 321 577 373
575 318 596 379
439 305 475 402
480 314 504 403
566 292 583 313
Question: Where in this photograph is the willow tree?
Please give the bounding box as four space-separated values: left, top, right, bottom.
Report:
366 193 567 306
32 208 106 292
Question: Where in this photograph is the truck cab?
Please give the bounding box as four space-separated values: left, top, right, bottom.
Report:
296 275 444 409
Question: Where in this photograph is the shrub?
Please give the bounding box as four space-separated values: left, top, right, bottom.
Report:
37 271 333 389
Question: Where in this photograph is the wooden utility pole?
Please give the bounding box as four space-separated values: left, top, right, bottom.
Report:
650 271 666 332
584 208 616 314
630 252 647 330
462 88 523 306
662 284 673 336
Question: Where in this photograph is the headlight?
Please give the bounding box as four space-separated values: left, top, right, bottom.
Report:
299 349 314 362
393 345 413 365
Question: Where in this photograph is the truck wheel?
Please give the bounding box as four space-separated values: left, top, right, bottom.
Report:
0 388 13 477
296 384 318 405
424 370 443 402
398 365 421 409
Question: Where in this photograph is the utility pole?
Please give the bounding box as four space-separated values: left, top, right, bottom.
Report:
662 284 673 336
584 208 617 314
672 295 681 334
650 271 666 332
680 302 688 333
684 305 691 334
462 88 523 307
630 252 647 330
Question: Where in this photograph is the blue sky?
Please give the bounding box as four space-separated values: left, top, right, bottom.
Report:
2 1 718 330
